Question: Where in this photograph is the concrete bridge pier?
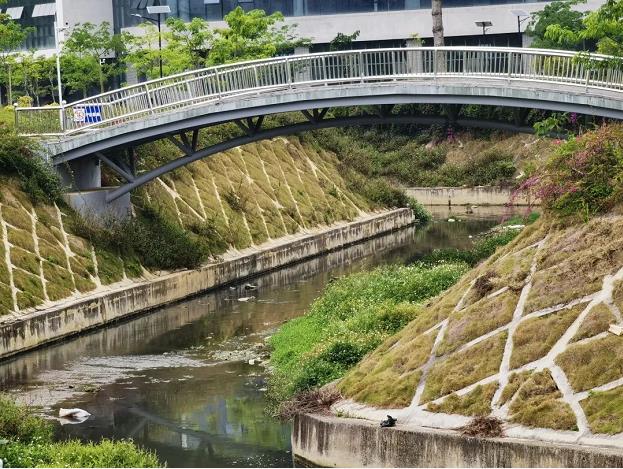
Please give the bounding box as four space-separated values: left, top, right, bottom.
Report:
57 156 132 222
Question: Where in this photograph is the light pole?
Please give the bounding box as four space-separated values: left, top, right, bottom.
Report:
510 10 530 47
475 21 492 38
132 5 171 79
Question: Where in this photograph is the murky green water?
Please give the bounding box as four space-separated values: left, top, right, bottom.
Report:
0 210 504 468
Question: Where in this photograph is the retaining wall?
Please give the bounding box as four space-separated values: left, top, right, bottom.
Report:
292 414 623 468
405 186 536 206
0 209 414 361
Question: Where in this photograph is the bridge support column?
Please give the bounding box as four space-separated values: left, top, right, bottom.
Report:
57 156 132 222
57 157 102 191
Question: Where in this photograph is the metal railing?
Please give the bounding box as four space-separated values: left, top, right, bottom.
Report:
15 46 623 137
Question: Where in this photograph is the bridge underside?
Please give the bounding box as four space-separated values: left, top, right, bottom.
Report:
48 79 622 204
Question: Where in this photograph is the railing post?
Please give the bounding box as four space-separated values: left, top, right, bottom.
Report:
585 67 591 91
59 106 65 133
286 57 292 88
144 84 155 114
433 49 438 83
359 51 365 83
215 69 222 100
253 65 259 89
507 51 513 83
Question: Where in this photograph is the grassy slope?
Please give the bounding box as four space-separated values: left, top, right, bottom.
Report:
339 214 623 434
0 136 374 317
312 127 555 187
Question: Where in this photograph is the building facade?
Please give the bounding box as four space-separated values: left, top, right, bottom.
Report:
2 0 604 54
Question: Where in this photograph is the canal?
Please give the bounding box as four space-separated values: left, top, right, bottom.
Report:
0 210 504 468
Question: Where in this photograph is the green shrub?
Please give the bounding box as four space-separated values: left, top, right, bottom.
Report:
0 133 62 203
0 395 159 468
0 395 52 443
1 440 159 468
268 262 468 403
71 206 208 271
421 213 538 267
521 124 623 219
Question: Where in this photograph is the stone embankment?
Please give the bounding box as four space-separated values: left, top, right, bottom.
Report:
0 209 414 360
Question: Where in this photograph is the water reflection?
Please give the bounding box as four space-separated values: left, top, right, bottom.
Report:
0 214 502 468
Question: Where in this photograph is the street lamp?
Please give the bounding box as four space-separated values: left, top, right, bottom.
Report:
475 21 493 37
510 9 530 46
131 5 171 79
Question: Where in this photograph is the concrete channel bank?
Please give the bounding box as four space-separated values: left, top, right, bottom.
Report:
292 414 623 467
0 209 414 361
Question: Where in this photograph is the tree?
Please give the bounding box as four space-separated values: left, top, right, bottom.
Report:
431 0 445 47
534 0 623 56
165 17 214 69
0 8 33 104
62 22 128 95
208 7 309 65
13 52 56 106
329 30 360 51
526 0 586 50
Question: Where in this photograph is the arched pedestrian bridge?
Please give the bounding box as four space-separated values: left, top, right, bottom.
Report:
16 46 623 203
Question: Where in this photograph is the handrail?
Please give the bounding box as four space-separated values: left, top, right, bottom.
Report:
15 46 623 137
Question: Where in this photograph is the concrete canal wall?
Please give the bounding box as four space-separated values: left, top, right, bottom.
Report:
405 186 537 206
0 209 414 361
292 414 623 468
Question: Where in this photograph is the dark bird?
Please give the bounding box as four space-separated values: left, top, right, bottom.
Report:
380 415 397 428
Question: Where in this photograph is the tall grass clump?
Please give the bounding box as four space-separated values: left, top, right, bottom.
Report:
268 262 468 404
0 132 62 203
0 395 159 468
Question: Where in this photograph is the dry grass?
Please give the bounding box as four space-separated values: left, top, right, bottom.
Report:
437 290 518 356
510 304 583 369
580 384 623 435
525 218 623 314
427 382 498 417
399 277 473 338
459 416 505 438
556 335 623 392
499 371 533 406
339 330 436 408
612 280 623 314
508 369 577 431
572 303 616 342
422 332 507 403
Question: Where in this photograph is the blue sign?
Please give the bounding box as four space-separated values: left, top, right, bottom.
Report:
74 105 103 123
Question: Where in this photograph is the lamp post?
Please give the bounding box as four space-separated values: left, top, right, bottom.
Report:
132 5 171 79
510 10 530 47
475 21 492 37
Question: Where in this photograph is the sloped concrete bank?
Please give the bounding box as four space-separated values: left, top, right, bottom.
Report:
292 414 623 468
0 209 414 361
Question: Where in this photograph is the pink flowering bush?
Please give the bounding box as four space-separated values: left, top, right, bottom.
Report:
522 124 623 218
